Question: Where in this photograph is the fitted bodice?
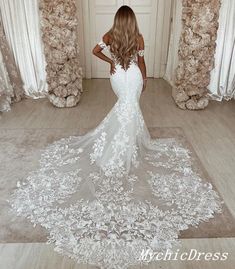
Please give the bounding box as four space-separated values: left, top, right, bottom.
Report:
98 40 144 68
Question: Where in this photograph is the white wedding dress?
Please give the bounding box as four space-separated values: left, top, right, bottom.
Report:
10 40 223 269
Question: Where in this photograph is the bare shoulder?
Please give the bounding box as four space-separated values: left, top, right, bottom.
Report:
102 32 112 45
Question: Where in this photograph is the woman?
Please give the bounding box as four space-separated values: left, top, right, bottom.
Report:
92 6 147 93
10 5 222 269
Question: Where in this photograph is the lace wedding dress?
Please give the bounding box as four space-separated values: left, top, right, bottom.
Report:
10 40 223 269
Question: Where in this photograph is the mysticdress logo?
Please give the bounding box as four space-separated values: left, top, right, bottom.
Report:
139 248 229 262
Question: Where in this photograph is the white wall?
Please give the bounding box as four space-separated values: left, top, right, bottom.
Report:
77 0 175 79
75 0 86 78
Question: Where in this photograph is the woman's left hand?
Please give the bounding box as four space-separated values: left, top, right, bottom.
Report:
110 61 116 75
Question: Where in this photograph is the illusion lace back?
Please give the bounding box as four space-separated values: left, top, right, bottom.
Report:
9 40 223 269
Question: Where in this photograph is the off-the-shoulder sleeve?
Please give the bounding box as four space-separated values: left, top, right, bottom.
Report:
98 39 109 51
137 49 145 57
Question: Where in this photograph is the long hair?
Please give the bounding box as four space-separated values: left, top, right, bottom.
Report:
108 5 140 69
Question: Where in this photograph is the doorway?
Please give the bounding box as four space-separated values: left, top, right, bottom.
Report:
82 0 173 78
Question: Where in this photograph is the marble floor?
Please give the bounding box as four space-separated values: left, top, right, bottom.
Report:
0 78 235 269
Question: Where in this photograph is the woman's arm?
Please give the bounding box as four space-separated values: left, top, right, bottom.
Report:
92 33 116 75
138 57 147 80
137 34 147 92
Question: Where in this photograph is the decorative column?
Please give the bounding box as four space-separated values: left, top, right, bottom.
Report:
172 0 221 110
0 19 25 112
39 0 83 108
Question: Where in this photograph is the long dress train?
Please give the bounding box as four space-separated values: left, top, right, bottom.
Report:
9 40 223 269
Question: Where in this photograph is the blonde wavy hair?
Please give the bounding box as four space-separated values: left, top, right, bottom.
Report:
108 5 140 70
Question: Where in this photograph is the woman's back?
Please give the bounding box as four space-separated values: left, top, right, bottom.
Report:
98 31 145 70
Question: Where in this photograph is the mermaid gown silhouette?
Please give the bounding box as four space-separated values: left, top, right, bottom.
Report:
10 39 223 269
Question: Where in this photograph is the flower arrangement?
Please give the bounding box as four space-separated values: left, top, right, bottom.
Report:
39 0 83 107
173 0 221 110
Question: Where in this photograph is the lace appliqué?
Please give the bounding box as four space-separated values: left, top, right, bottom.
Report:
9 134 223 269
90 132 107 164
89 98 144 178
9 40 223 269
137 49 144 57
98 40 109 51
